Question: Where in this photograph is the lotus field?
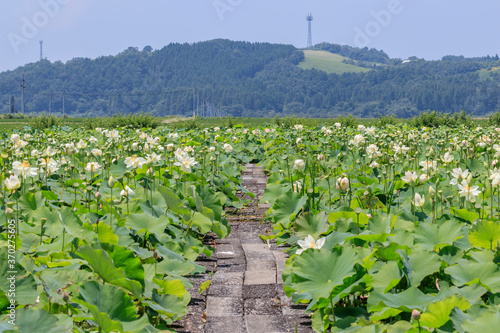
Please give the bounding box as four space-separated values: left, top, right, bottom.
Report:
1 123 500 332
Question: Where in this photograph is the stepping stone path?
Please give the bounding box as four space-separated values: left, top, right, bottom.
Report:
177 164 314 333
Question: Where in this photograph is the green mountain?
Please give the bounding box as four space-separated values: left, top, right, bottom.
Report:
1 39 499 118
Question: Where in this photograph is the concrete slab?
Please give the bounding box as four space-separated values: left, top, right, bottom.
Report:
246 259 276 272
205 316 246 333
208 284 243 298
244 270 276 285
244 298 282 315
245 315 293 333
205 297 243 317
212 271 244 285
243 284 278 299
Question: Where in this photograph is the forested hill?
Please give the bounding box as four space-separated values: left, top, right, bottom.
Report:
1 39 500 118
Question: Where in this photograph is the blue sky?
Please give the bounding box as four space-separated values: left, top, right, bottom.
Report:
1 0 499 72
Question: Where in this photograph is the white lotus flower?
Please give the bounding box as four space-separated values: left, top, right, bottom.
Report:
85 162 101 173
366 144 381 159
174 152 198 173
76 139 87 150
91 149 103 157
5 175 21 191
223 144 233 153
146 152 162 165
294 159 305 170
336 177 349 191
401 171 418 185
89 136 98 144
450 168 470 186
12 161 38 178
458 179 481 203
419 160 437 173
442 151 454 164
296 235 325 255
124 155 147 169
413 193 425 207
120 185 135 197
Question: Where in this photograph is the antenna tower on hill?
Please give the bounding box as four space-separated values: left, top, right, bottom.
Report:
306 13 313 49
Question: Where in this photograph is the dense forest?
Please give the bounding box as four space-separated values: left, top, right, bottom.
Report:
1 39 500 118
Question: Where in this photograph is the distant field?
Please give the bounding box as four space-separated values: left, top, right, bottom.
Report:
478 67 500 80
298 50 371 74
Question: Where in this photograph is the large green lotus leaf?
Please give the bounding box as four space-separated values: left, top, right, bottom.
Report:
450 207 480 223
93 243 145 291
19 191 45 221
414 220 464 250
146 289 189 320
269 191 307 227
0 249 38 305
0 309 73 333
375 243 409 262
445 262 500 293
156 258 205 276
97 222 119 245
110 159 127 176
122 315 158 333
331 324 387 333
462 308 500 332
468 220 500 250
406 249 441 287
153 278 187 298
366 261 402 293
125 213 169 236
57 206 85 239
158 186 191 217
74 299 123 333
78 281 137 322
387 229 414 247
385 321 414 333
261 183 291 206
294 211 329 239
367 287 436 312
75 245 142 297
329 211 369 226
191 212 213 234
290 247 358 302
419 296 471 328
197 185 223 221
368 213 392 234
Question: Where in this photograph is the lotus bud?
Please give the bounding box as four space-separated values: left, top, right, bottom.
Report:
62 291 70 302
72 182 79 188
95 191 101 199
412 309 421 321
108 176 116 188
5 207 14 217
467 173 473 184
429 186 436 196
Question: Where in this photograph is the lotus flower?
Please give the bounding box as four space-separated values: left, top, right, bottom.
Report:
296 235 325 255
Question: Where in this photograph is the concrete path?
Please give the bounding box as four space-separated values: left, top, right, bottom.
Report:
177 164 314 333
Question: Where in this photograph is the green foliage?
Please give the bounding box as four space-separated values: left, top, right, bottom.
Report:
410 110 472 128
377 114 398 127
29 113 60 130
488 111 500 126
2 40 500 118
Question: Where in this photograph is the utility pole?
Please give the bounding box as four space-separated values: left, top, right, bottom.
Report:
49 91 52 115
62 91 65 118
10 96 15 114
21 73 25 115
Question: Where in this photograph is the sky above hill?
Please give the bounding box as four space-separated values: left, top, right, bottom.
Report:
1 0 499 72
